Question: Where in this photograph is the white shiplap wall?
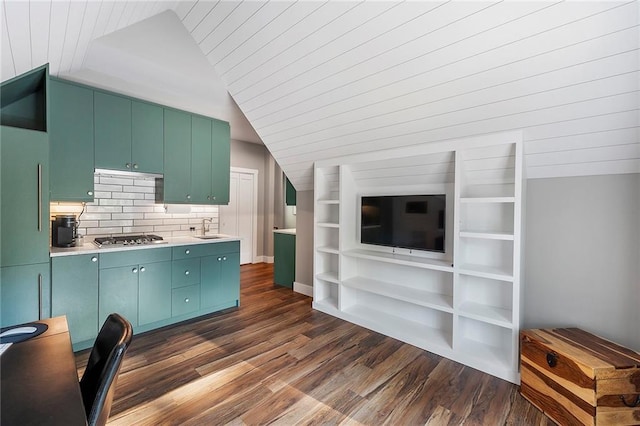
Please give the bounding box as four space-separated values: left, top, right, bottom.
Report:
184 0 639 189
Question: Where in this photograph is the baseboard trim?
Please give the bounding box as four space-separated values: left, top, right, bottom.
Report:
253 256 274 264
293 282 313 297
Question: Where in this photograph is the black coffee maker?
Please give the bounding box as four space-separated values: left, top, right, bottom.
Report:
52 215 78 247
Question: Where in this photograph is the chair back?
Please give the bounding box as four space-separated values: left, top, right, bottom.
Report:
80 313 133 426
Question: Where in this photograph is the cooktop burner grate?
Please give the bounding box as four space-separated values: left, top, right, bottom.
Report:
93 234 165 247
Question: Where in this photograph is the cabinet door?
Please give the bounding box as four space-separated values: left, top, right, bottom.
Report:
49 79 94 202
285 177 296 206
201 251 240 308
94 92 132 171
191 115 213 204
274 233 296 288
0 263 50 327
51 254 99 344
132 101 163 174
210 119 230 204
163 109 191 203
99 265 139 327
0 126 49 267
138 261 172 325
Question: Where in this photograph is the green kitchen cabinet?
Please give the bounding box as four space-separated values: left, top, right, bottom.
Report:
210 119 230 204
285 177 296 206
138 261 172 325
94 91 132 171
0 263 50 327
191 115 213 204
51 254 99 347
99 265 139 328
274 232 296 288
131 100 163 173
162 108 192 203
201 250 240 309
49 78 95 202
0 126 50 267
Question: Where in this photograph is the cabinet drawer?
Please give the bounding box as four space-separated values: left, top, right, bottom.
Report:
172 285 200 316
172 241 239 260
172 258 200 288
100 247 171 268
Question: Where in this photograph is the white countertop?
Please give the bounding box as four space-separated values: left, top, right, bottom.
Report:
273 228 296 235
50 234 241 257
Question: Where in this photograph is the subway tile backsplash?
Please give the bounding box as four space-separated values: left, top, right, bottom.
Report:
50 172 219 239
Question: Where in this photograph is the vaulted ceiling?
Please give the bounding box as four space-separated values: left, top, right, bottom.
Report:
2 1 639 191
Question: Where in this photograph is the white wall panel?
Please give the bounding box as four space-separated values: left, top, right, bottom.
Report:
3 1 31 74
58 1 88 74
0 2 14 80
188 1 234 42
29 1 51 71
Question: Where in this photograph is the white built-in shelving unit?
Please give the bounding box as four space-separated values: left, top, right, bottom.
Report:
313 132 524 384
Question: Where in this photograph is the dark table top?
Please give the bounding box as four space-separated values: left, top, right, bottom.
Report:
1 316 87 425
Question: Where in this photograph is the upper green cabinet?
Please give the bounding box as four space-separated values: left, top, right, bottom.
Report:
211 119 230 204
95 92 163 173
1 126 50 267
49 78 95 202
161 110 230 205
162 108 192 202
285 177 296 206
131 101 163 173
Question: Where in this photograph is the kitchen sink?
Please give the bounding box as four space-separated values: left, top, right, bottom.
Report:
195 235 223 240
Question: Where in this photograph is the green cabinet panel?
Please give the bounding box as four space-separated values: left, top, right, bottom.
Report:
51 254 99 344
139 261 172 325
191 115 213 204
201 251 240 309
49 79 95 202
99 266 139 328
0 263 50 327
132 101 163 173
211 119 230 204
0 126 49 267
285 177 296 206
172 285 200 316
162 109 191 203
94 92 132 171
274 232 296 288
99 247 171 269
172 258 201 288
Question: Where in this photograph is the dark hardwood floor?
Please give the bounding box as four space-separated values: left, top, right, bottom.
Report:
76 263 552 425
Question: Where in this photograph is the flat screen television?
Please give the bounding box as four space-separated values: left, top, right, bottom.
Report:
360 194 445 253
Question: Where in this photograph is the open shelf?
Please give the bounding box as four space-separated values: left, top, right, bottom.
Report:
316 271 339 284
457 263 513 281
316 246 339 255
455 316 514 375
342 276 453 312
343 249 453 272
457 302 512 328
343 304 453 353
314 277 339 311
317 199 339 205
317 222 339 228
460 196 515 204
459 231 514 241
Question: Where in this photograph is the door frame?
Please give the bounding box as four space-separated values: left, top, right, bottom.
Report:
229 167 259 264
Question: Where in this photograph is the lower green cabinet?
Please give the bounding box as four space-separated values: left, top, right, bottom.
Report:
51 254 99 346
139 262 172 325
201 251 240 308
0 263 50 327
99 265 139 328
274 232 296 288
172 285 200 317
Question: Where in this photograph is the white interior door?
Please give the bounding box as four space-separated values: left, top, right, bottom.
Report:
219 169 257 265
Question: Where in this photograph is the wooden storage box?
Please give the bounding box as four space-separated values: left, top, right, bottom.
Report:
520 328 640 425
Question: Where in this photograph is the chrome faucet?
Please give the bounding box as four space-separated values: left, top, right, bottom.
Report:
202 218 212 236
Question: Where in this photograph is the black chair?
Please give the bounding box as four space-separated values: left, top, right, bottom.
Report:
80 313 133 426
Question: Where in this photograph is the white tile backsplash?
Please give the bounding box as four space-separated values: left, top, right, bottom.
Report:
50 172 219 239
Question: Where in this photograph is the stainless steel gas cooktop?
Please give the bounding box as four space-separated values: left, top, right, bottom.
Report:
93 234 165 248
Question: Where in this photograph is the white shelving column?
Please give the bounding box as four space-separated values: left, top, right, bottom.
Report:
313 164 341 313
453 141 523 383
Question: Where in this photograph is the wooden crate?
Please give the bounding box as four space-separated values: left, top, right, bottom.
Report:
520 328 640 426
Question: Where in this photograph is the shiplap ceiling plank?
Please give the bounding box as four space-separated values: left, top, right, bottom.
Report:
1 0 637 189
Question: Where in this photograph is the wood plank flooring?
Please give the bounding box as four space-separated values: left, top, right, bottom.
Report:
75 263 553 425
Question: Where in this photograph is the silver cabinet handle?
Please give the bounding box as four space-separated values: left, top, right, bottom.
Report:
37 163 42 231
140 266 145 272
207 195 211 200
185 270 190 275
38 273 43 320
132 268 138 274
185 249 190 255
133 163 139 169
186 194 191 200
212 196 216 200
217 257 221 261
91 256 98 262
223 256 227 261
184 298 190 303
87 190 93 196
126 162 131 169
